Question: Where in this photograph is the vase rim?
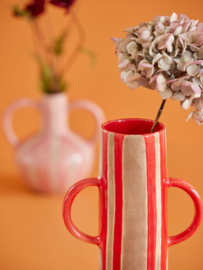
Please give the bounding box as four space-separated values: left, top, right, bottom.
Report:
102 118 165 137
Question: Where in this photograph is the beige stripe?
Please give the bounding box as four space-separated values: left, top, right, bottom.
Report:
121 135 148 270
155 133 162 270
106 133 115 270
98 128 103 179
98 248 102 270
50 102 59 192
17 134 41 189
166 250 169 270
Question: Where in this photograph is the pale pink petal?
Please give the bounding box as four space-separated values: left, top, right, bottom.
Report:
166 35 175 52
171 81 182 91
127 76 148 90
111 37 124 45
186 111 194 121
160 88 173 99
174 26 183 36
153 15 164 23
191 83 202 93
181 84 194 96
138 27 148 35
182 22 190 32
118 59 130 70
142 41 152 48
179 32 191 43
179 13 189 23
191 110 203 126
192 60 203 65
127 41 137 54
197 23 203 31
152 53 163 65
139 61 153 68
156 74 167 92
141 30 151 41
182 98 192 110
139 60 154 78
125 71 141 83
187 64 200 77
158 58 171 71
173 91 186 101
162 51 173 64
197 46 203 59
170 12 178 22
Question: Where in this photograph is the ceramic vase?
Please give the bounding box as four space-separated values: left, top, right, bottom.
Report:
63 118 203 270
3 93 105 194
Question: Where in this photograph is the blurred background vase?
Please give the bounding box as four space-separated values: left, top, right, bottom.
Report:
3 92 105 194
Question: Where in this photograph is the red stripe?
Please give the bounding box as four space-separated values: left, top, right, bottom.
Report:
159 131 168 270
113 134 124 270
145 135 157 270
99 131 108 270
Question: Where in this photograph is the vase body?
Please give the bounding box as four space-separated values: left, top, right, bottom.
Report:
63 118 203 270
98 119 168 270
3 93 105 194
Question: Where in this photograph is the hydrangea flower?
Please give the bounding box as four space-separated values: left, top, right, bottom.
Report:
112 13 203 126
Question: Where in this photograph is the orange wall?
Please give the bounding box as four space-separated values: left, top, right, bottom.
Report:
0 0 203 269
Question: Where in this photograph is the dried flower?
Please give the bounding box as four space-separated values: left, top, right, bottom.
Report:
50 0 76 12
13 0 45 18
26 0 45 17
112 13 203 126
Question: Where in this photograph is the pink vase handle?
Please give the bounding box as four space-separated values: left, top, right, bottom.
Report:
3 98 40 147
63 177 100 245
166 177 203 246
68 100 105 145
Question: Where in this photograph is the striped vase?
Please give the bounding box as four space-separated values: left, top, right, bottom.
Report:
63 118 203 269
3 93 105 194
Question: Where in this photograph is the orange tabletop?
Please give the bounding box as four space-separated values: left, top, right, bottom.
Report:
1 0 203 269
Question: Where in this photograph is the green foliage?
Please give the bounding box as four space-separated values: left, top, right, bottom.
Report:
39 61 67 94
78 46 96 68
52 30 68 56
12 5 30 18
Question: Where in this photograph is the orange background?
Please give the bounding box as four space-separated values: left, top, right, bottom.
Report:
0 0 203 269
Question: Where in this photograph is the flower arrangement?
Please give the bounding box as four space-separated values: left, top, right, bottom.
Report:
12 0 94 94
112 13 203 130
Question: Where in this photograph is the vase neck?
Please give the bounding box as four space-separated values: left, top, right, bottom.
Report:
41 93 68 134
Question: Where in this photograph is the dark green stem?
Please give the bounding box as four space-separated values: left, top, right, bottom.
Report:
150 99 166 133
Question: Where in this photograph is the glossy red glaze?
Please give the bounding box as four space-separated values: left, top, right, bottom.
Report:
63 118 203 270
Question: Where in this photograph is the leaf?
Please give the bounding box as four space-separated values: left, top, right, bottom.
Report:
39 63 68 94
12 5 30 18
52 30 68 56
78 46 96 68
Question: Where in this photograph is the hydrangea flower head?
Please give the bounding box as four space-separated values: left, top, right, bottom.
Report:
112 13 203 125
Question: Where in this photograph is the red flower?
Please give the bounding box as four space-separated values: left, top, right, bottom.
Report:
50 0 76 11
26 0 45 17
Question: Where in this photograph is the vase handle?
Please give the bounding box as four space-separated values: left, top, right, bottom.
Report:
63 177 100 245
3 98 40 147
68 100 105 145
167 177 203 246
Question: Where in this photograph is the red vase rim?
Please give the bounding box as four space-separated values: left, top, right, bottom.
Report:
102 118 165 136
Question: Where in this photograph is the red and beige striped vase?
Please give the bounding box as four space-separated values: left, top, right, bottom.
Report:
63 118 203 269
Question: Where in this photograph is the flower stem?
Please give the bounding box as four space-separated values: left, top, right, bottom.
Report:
63 9 86 73
150 99 166 133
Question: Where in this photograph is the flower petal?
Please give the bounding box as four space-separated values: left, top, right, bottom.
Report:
187 64 200 77
182 98 192 110
160 88 173 99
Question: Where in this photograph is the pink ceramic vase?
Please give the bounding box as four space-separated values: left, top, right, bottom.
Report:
3 93 105 194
